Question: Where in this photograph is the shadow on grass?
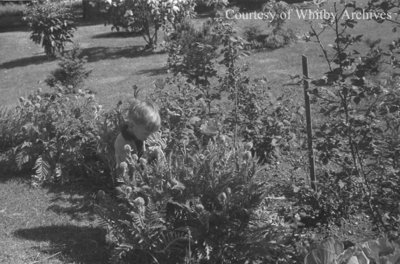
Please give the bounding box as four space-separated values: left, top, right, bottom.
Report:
0 156 31 183
0 45 156 69
91 31 142 39
44 179 110 222
137 67 168 76
0 54 52 70
14 225 108 264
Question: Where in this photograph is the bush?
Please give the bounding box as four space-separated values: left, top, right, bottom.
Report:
46 46 92 91
23 1 76 57
240 0 297 50
9 88 101 185
165 19 220 85
103 0 196 49
0 3 27 17
96 139 295 264
263 28 296 49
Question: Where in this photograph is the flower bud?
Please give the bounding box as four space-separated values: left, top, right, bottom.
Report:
243 151 252 160
244 142 253 150
124 144 132 154
195 204 205 212
218 192 227 205
139 158 147 166
133 197 145 207
131 154 139 161
120 162 128 170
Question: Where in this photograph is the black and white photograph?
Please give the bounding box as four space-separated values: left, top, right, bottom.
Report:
1 0 400 263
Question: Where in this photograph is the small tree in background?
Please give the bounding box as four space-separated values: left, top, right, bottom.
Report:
46 46 92 92
103 0 196 49
24 1 76 57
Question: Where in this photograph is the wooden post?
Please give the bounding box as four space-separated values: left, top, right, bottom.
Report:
302 55 317 191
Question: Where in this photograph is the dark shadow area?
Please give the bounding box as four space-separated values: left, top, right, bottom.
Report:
0 154 31 183
0 25 29 33
81 45 150 62
0 170 31 183
44 180 109 221
74 17 109 28
0 54 52 70
137 67 168 76
0 15 28 33
0 45 159 70
14 225 108 264
92 31 142 39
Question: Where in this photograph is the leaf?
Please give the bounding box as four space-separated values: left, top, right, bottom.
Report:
16 150 30 171
338 180 345 189
200 120 219 136
304 237 344 264
33 156 51 182
346 256 360 264
361 237 393 262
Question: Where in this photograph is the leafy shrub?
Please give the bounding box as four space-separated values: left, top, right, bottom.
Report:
96 138 295 263
103 0 196 49
46 46 92 91
242 23 266 49
10 88 101 185
263 27 296 49
0 3 27 17
165 18 221 85
238 0 296 50
23 1 76 57
302 1 400 235
0 106 24 154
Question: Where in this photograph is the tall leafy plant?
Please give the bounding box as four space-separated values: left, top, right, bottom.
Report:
24 1 76 57
104 0 196 49
305 1 400 232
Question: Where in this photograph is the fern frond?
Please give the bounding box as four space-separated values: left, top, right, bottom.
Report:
147 132 167 150
15 150 30 171
145 200 164 227
158 230 188 253
32 156 51 182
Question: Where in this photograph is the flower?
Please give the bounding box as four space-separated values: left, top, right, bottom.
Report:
124 144 132 154
133 197 145 206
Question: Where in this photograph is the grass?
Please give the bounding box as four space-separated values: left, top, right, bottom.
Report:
0 23 169 109
0 176 108 264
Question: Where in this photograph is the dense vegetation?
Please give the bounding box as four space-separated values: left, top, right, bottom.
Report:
1 0 400 263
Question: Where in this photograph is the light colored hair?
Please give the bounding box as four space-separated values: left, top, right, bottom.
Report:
127 99 161 132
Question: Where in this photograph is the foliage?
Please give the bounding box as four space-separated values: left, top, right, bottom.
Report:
165 18 220 86
0 3 27 17
10 88 101 185
0 106 23 154
96 138 296 263
302 0 400 235
23 1 76 57
45 46 92 91
103 0 196 48
163 16 297 163
242 23 266 49
304 236 400 264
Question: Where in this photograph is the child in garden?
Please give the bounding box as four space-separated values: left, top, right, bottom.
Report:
114 98 162 191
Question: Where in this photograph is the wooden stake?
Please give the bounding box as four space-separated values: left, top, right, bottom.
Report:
302 55 317 191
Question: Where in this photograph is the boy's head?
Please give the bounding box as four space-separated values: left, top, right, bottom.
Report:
126 99 161 141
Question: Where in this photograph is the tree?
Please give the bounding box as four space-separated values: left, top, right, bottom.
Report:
104 0 196 49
